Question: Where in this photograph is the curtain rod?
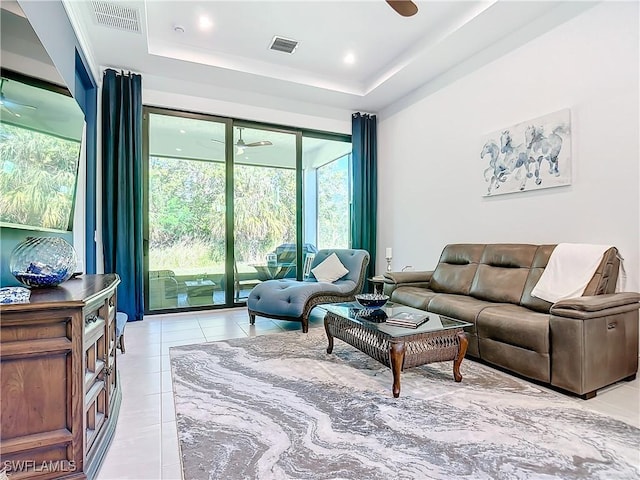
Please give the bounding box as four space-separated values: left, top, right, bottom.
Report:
102 68 141 78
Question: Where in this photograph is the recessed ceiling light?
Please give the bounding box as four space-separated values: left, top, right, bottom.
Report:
199 15 213 30
344 52 355 65
176 147 182 152
179 129 186 134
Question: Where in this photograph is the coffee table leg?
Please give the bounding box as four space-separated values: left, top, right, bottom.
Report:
389 341 406 398
453 331 468 382
324 315 334 354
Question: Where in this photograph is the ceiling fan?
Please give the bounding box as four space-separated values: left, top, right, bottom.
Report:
0 79 37 118
386 0 418 17
212 127 273 155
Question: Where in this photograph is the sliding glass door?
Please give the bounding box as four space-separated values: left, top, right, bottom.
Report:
302 135 352 251
145 111 229 311
232 126 299 301
143 108 351 313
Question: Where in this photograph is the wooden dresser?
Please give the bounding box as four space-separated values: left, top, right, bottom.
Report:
0 274 122 480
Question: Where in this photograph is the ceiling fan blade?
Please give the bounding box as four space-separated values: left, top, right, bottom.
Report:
386 0 418 17
246 140 273 147
1 103 20 117
9 101 37 111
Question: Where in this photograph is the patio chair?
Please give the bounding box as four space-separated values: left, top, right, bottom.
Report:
234 261 262 302
148 270 181 309
247 249 369 332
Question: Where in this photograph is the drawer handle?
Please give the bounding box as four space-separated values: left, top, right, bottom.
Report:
607 322 617 330
85 314 98 325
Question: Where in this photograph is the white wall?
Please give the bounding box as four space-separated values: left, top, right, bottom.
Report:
378 2 640 291
143 87 351 135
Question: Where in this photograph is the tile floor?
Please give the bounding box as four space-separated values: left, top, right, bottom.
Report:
96 307 640 480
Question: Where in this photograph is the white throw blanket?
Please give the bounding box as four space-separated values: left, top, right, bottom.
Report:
531 243 625 303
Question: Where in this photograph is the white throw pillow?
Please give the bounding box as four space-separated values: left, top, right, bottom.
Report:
311 253 349 283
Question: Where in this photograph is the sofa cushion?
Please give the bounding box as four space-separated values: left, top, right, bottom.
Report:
390 286 436 310
469 244 537 304
583 247 619 296
428 294 504 324
476 304 551 383
429 244 485 295
427 294 504 358
520 245 555 313
476 305 550 354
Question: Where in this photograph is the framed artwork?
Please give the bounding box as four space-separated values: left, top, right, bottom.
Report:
481 108 572 197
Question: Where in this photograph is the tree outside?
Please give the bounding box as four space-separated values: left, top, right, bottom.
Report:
317 155 350 249
148 157 297 276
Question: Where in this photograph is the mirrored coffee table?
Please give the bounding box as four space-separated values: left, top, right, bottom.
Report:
323 302 471 397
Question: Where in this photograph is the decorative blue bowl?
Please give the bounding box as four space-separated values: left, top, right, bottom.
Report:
355 293 389 310
0 286 31 304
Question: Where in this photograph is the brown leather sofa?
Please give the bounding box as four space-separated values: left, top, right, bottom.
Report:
383 244 640 398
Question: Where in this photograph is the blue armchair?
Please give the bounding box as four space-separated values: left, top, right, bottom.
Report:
247 249 370 332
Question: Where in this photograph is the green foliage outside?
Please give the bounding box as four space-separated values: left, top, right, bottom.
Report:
0 123 80 230
317 155 350 249
149 157 296 275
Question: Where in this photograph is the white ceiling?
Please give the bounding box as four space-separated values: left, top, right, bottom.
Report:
62 0 596 115
1 7 85 140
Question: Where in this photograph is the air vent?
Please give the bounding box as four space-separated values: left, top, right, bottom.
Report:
92 1 141 33
269 36 298 54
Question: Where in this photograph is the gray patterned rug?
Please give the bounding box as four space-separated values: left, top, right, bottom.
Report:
170 327 640 480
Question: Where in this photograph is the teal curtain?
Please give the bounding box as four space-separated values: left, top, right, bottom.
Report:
351 113 377 285
101 69 144 320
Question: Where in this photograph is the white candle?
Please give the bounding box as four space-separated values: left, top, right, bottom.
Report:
385 247 392 258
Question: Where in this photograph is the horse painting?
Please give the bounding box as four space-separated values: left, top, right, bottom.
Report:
480 109 571 196
525 124 567 179
500 130 535 191
481 141 505 194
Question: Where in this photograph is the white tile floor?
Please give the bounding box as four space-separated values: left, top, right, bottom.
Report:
96 308 640 480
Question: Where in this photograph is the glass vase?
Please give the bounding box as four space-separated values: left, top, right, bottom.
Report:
9 237 78 287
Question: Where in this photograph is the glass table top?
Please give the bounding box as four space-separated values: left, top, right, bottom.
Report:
323 302 472 338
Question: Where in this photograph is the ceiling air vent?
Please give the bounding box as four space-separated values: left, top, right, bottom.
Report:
92 1 141 33
269 36 298 54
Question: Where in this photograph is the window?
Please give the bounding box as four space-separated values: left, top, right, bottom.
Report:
317 154 351 249
302 135 352 250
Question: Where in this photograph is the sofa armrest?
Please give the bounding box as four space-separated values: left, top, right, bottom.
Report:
549 292 639 396
382 271 432 297
383 270 432 285
550 293 640 319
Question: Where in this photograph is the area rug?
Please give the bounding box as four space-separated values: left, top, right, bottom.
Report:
170 327 640 480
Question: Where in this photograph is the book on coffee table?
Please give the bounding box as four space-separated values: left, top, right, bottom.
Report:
386 311 429 328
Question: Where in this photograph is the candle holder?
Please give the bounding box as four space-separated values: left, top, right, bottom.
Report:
386 256 392 272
